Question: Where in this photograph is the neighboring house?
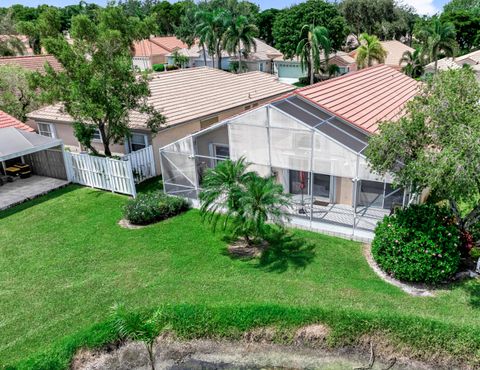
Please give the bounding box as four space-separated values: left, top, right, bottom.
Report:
0 109 34 132
229 38 283 73
0 55 62 72
159 65 419 240
349 40 415 70
273 51 356 84
424 49 480 79
132 36 188 70
26 67 294 173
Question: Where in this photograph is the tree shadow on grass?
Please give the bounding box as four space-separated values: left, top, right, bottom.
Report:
257 230 316 273
222 229 316 273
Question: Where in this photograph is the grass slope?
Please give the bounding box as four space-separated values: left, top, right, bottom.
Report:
0 186 479 366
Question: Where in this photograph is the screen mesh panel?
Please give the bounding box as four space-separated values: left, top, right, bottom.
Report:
270 127 312 171
312 132 358 178
229 123 270 165
269 107 311 130
161 151 196 188
229 106 268 126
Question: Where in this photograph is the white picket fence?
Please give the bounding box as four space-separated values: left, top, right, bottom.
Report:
124 146 156 184
64 146 156 197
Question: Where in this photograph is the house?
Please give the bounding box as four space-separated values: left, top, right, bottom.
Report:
26 67 295 173
132 36 189 70
349 40 415 70
424 49 480 79
273 52 356 84
159 65 420 241
0 55 63 72
228 38 283 73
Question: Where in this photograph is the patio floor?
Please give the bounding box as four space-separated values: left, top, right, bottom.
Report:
0 175 69 211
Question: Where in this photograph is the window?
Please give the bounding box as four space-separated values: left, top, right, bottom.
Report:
209 143 230 165
259 63 264 72
289 170 332 200
129 133 148 152
92 129 102 142
37 122 56 138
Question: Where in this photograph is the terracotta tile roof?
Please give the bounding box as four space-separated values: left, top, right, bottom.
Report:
150 36 188 52
0 55 62 72
0 110 34 132
133 39 170 57
295 64 420 133
27 67 294 129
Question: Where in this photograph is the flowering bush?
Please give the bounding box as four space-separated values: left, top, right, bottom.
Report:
372 204 461 284
123 191 189 225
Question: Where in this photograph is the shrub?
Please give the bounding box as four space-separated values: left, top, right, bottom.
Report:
123 191 189 225
371 204 461 284
152 63 165 72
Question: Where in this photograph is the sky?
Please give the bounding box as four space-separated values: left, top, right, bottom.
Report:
1 0 451 15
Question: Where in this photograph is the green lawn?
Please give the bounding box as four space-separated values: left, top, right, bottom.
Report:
0 185 479 367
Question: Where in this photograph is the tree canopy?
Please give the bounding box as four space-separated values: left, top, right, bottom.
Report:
272 0 348 59
340 0 417 44
0 65 41 122
366 68 480 232
33 5 165 157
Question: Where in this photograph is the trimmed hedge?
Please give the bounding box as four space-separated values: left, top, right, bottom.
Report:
123 191 189 225
372 204 461 284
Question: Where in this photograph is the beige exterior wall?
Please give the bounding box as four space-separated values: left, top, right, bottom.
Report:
27 118 144 156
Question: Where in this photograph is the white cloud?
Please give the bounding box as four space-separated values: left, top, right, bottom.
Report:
399 0 438 15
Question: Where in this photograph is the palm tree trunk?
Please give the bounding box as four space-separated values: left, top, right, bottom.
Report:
202 42 207 67
310 47 314 85
238 49 242 74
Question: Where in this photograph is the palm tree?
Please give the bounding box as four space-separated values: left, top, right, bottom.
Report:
112 304 158 370
199 157 291 246
400 48 428 78
419 18 457 72
296 24 331 85
356 33 387 69
199 157 251 231
223 15 258 74
234 175 291 245
196 9 228 69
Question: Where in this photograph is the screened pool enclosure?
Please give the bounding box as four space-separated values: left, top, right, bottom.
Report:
160 95 410 240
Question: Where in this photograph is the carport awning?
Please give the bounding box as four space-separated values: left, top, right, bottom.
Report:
0 127 63 162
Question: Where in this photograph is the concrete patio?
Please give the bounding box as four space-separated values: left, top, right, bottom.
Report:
0 175 69 211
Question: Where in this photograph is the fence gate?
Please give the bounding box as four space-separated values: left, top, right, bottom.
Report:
124 145 156 183
64 152 137 197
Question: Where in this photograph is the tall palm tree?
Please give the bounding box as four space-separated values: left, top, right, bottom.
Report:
296 24 331 85
355 33 387 69
196 9 228 69
223 15 258 73
194 9 215 67
419 18 457 72
400 48 428 78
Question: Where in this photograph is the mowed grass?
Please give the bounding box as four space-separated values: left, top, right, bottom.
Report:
0 185 479 366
